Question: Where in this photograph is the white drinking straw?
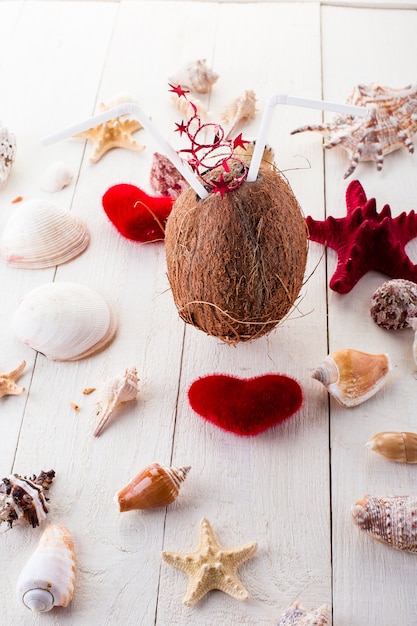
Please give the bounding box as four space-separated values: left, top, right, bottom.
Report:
247 93 368 182
42 103 210 199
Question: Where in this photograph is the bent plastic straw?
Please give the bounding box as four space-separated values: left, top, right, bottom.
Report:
247 93 368 182
42 103 210 199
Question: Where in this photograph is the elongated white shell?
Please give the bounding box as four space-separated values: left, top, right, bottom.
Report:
0 123 16 189
12 282 117 361
40 161 73 192
93 366 139 437
0 199 90 268
16 524 76 612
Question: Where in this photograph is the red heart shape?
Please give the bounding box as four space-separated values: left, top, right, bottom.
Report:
102 184 173 242
188 374 303 436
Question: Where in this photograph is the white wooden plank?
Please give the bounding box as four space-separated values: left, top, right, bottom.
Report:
321 5 417 625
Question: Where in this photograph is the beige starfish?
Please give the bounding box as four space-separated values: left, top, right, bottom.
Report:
162 517 257 606
76 117 145 163
0 360 26 399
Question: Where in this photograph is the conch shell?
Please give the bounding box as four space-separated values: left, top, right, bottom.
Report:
16 524 76 612
276 600 330 625
93 366 139 437
352 494 417 552
115 463 190 511
0 470 55 528
0 199 90 268
220 89 257 139
312 348 390 407
366 431 417 463
169 59 218 93
0 122 16 189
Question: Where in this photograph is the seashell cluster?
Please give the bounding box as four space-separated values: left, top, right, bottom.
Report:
366 431 417 463
169 59 218 93
0 122 16 189
40 161 73 192
115 463 190 511
12 282 117 361
369 278 417 330
312 348 390 407
0 470 55 528
352 494 417 552
93 366 139 437
221 89 257 139
0 199 90 269
276 600 330 625
16 524 76 613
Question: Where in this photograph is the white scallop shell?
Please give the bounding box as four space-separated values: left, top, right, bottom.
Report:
0 123 16 190
169 59 218 94
16 524 76 612
40 161 73 192
93 366 139 437
12 282 117 361
0 199 90 268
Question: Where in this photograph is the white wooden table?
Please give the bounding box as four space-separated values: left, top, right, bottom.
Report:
1 1 417 624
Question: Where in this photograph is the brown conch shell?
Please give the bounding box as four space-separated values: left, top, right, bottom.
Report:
352 494 417 552
93 366 139 437
0 470 55 528
312 348 390 407
115 463 190 511
276 600 330 625
366 431 417 463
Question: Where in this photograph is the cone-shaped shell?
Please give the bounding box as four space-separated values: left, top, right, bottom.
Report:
312 348 390 407
116 463 190 511
16 524 76 612
0 199 89 268
93 366 139 437
366 431 417 463
12 282 117 361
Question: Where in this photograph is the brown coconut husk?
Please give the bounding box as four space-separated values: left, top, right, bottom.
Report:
165 164 308 344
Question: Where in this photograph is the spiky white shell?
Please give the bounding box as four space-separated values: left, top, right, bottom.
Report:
0 199 89 268
93 366 139 436
0 123 16 189
40 161 73 192
12 282 117 361
169 59 218 94
221 90 257 139
16 524 76 612
276 601 330 625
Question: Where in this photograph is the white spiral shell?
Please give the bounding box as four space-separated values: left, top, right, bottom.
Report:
93 366 139 437
169 59 218 94
16 524 76 612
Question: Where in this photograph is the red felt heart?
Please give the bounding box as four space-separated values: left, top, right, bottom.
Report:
188 373 303 436
102 184 174 242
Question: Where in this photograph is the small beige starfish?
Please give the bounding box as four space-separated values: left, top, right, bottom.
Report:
76 117 145 163
162 517 257 606
0 360 26 399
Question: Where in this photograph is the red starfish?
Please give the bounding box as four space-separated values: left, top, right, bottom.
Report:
306 180 417 294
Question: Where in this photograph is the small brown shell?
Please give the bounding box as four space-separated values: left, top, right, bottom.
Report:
115 463 190 511
366 431 417 463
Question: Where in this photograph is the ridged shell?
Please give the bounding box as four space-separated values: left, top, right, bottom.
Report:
352 494 417 552
276 601 330 625
40 161 73 192
0 199 90 268
16 524 76 612
369 279 417 330
366 431 417 463
115 463 190 511
312 348 390 407
0 123 16 189
169 59 218 94
93 366 139 437
12 282 117 361
220 90 257 139
0 470 55 528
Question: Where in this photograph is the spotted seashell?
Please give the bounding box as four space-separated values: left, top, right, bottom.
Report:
169 59 218 94
352 494 417 552
311 348 390 407
369 279 417 330
93 366 139 437
366 431 417 463
0 470 55 528
276 600 330 625
0 123 16 189
291 82 417 178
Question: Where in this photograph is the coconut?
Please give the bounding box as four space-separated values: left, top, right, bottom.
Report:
165 165 308 344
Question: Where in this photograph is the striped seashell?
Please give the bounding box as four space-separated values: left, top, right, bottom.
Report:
276 600 330 625
0 470 55 528
352 494 417 552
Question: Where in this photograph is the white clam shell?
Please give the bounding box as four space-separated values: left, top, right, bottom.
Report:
16 524 76 613
40 161 73 192
0 199 90 268
0 123 16 189
12 282 117 361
